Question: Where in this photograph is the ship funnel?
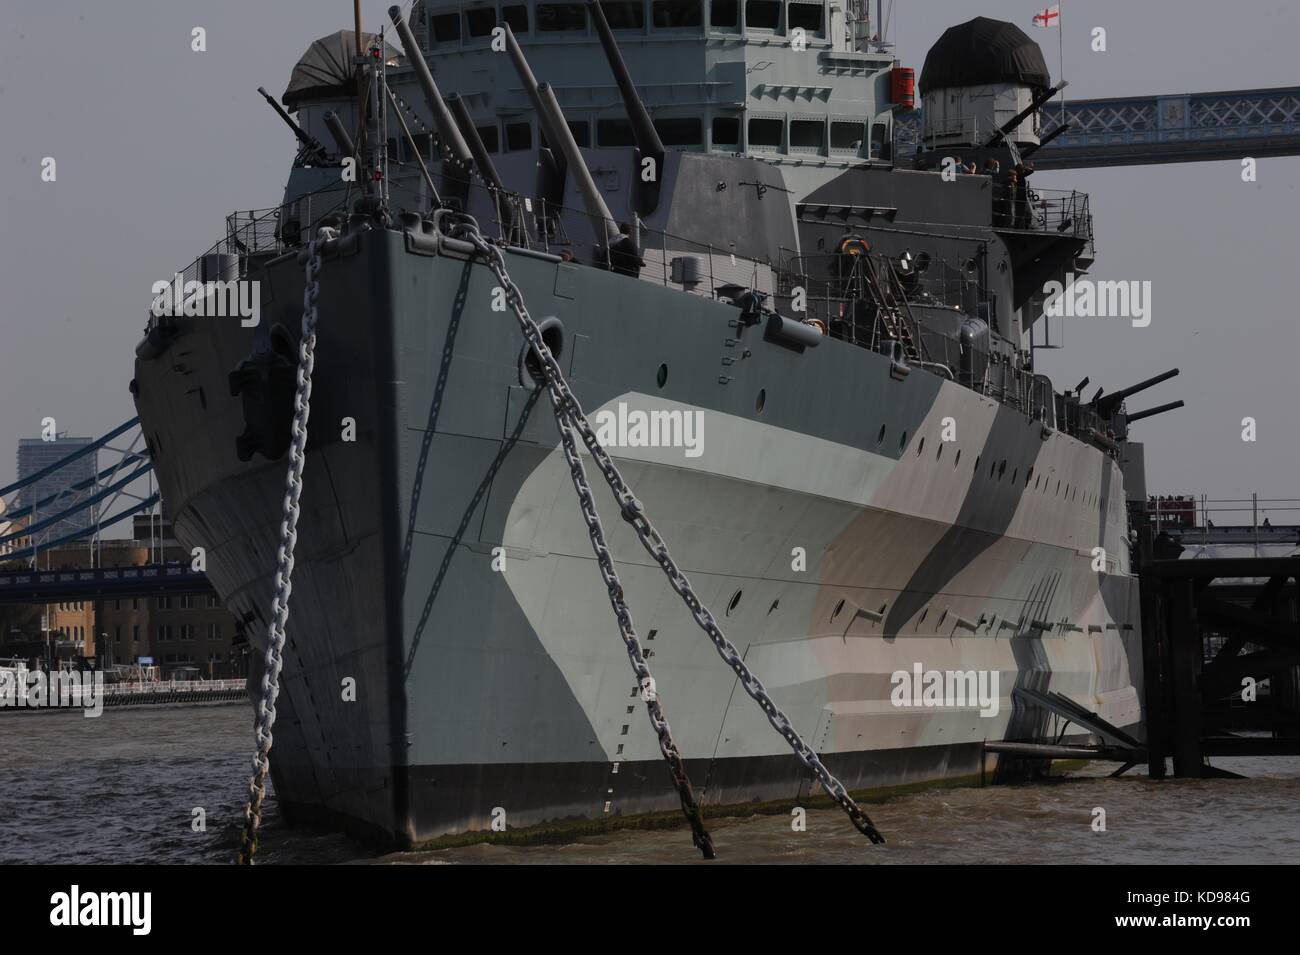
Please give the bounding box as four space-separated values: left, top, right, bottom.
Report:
1096 367 1180 418
502 26 619 257
388 6 475 194
586 0 664 215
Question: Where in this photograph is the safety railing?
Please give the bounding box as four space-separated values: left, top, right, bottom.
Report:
992 186 1092 240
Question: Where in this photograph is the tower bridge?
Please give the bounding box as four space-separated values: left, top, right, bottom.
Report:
894 85 1300 169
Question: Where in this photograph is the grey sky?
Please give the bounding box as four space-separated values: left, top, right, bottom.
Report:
1 0 1297 533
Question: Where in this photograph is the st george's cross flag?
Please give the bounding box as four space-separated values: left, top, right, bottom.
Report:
1032 5 1061 28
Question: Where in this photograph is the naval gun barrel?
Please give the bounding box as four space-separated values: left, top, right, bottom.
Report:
1096 367 1180 417
387 5 474 171
323 111 356 159
984 81 1068 148
587 0 664 156
1022 119 1073 157
448 93 519 237
257 86 329 163
1125 400 1185 424
502 25 619 253
537 82 620 251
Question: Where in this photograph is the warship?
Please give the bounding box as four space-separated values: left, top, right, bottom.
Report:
131 1 1163 849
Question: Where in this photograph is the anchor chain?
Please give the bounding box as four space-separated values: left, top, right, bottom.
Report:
237 227 333 865
452 225 713 857
453 222 886 846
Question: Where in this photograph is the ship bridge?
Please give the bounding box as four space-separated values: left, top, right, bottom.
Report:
288 0 910 171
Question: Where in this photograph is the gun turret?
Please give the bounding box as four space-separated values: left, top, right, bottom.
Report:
1096 367 1179 418
257 87 329 165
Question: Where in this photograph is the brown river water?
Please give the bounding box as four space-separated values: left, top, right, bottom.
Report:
2 704 1297 865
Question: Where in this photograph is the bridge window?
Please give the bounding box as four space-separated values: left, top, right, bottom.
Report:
712 115 741 146
502 4 530 32
464 8 496 36
711 0 739 26
871 121 888 158
790 119 825 150
568 120 591 147
787 1 823 33
654 117 702 145
158 596 171 610
537 3 587 30
748 116 783 147
505 121 532 151
831 120 865 150
207 594 219 609
208 623 221 640
598 118 635 146
430 9 461 42
601 0 645 28
653 0 702 28
133 624 139 642
477 124 500 152
115 626 122 643
746 0 781 31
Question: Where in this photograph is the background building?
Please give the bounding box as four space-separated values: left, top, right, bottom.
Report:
15 435 96 547
0 510 248 679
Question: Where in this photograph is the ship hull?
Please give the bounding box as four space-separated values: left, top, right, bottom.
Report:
133 225 1143 847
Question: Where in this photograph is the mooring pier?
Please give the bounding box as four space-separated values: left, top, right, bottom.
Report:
1135 496 1300 778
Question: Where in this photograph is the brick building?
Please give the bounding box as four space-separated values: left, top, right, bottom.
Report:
1 513 248 678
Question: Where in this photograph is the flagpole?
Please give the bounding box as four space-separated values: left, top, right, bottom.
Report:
1059 2 1066 127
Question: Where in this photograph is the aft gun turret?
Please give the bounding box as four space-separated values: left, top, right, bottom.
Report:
1095 367 1180 418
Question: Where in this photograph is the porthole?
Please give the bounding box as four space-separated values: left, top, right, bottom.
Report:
898 430 908 451
954 448 961 467
656 363 668 388
975 455 980 472
989 460 997 479
1011 468 1017 485
832 598 846 621
768 599 780 615
1026 466 1034 486
1035 475 1041 490
919 607 929 623
756 388 766 413
727 589 743 615
936 443 943 461
938 609 948 625
876 424 887 447
998 460 1007 479
1056 480 1061 495
916 436 925 456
